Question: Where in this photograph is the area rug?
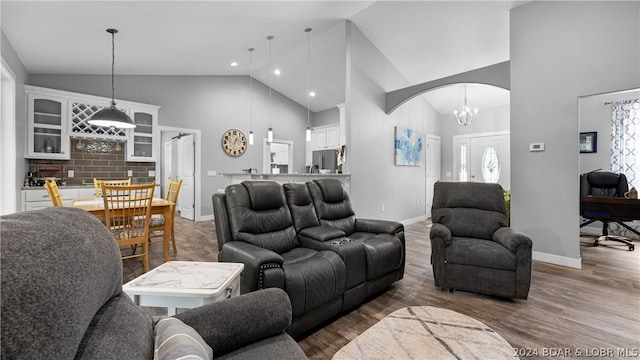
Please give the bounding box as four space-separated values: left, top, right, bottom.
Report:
332 306 515 360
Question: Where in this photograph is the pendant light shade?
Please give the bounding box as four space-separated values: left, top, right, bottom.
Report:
88 29 135 129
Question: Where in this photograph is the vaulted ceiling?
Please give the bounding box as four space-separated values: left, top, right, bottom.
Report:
1 1 523 113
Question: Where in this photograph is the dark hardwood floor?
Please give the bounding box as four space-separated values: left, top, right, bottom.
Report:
124 216 640 359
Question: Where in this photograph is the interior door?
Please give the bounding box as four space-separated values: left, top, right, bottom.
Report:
469 133 510 190
425 135 441 217
177 135 195 220
162 141 172 197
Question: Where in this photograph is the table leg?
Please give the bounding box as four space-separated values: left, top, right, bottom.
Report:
167 307 177 316
163 204 174 262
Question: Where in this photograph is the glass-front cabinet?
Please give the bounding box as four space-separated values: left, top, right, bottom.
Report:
27 93 69 159
25 86 160 162
127 107 157 162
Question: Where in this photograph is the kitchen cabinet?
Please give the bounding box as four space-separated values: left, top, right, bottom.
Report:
25 86 160 162
306 124 340 165
127 107 158 162
27 91 69 159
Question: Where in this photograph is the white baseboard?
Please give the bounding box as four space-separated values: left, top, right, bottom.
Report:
532 251 582 269
401 215 428 226
196 214 214 222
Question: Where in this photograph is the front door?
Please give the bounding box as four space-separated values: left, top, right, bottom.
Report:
469 133 510 190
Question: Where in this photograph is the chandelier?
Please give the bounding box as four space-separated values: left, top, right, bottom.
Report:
453 85 478 126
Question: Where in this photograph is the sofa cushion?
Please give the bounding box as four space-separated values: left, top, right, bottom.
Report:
315 178 345 203
245 181 286 211
154 317 213 360
1 208 126 360
307 180 356 235
284 183 320 233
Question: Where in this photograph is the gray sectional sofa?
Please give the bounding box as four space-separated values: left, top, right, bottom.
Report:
1 207 306 360
213 178 405 338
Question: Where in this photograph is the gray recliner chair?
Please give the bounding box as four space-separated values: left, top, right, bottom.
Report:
429 182 532 299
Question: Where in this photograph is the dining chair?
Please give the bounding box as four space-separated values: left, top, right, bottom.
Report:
94 177 131 197
148 179 183 254
44 179 63 207
102 182 155 272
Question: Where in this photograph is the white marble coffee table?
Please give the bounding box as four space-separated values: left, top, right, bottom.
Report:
122 261 244 315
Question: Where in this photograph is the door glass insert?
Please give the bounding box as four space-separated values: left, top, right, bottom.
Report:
459 143 468 181
482 146 500 183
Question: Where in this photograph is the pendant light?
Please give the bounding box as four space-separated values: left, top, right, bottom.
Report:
267 35 274 143
88 29 135 129
305 28 312 142
248 47 255 145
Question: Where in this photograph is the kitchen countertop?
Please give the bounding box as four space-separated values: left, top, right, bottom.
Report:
21 184 95 190
221 173 349 177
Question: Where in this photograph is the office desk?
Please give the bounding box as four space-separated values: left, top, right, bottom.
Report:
581 196 640 222
71 197 175 262
581 196 640 250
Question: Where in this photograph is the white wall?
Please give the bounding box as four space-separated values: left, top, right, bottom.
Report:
1 31 29 213
29 74 310 218
346 21 441 222
510 1 640 267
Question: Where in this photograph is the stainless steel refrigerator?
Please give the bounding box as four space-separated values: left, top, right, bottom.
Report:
312 149 337 173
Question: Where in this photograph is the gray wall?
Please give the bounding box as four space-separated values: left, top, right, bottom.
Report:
313 106 339 128
439 104 510 182
1 30 29 212
29 74 310 218
346 21 441 221
510 1 640 266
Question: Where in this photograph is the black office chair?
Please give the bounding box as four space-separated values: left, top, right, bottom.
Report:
580 171 637 251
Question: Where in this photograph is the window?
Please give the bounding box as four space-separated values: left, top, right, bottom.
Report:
481 146 500 183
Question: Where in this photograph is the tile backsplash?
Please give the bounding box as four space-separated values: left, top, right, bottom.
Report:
28 138 155 186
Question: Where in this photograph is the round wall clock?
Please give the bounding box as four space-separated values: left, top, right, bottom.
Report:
221 129 247 157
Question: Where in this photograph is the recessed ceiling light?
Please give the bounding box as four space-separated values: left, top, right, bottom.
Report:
274 69 281 75
230 62 238 67
309 91 316 97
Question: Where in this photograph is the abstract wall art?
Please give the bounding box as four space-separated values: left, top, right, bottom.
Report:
394 126 423 166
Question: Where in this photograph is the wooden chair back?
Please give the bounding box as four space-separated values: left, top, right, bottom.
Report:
44 179 63 207
94 178 131 197
102 182 155 272
149 178 184 255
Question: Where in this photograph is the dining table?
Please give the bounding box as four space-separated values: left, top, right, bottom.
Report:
70 197 176 262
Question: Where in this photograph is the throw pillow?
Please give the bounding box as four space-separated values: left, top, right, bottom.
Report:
154 317 213 360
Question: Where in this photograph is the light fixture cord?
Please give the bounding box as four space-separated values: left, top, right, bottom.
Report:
249 48 254 130
268 36 273 129
110 30 116 106
306 28 311 128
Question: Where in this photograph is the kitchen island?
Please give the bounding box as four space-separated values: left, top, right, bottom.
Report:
220 173 351 193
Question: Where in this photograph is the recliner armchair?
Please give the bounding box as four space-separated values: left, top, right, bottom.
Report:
429 181 532 299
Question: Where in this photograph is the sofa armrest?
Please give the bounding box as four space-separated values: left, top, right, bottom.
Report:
219 241 283 293
176 288 292 357
299 226 346 241
355 218 404 235
430 223 452 247
492 227 533 253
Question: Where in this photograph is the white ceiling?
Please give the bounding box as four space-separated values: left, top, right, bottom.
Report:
1 1 520 114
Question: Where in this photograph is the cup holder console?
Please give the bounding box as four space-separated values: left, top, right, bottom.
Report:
331 238 353 246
